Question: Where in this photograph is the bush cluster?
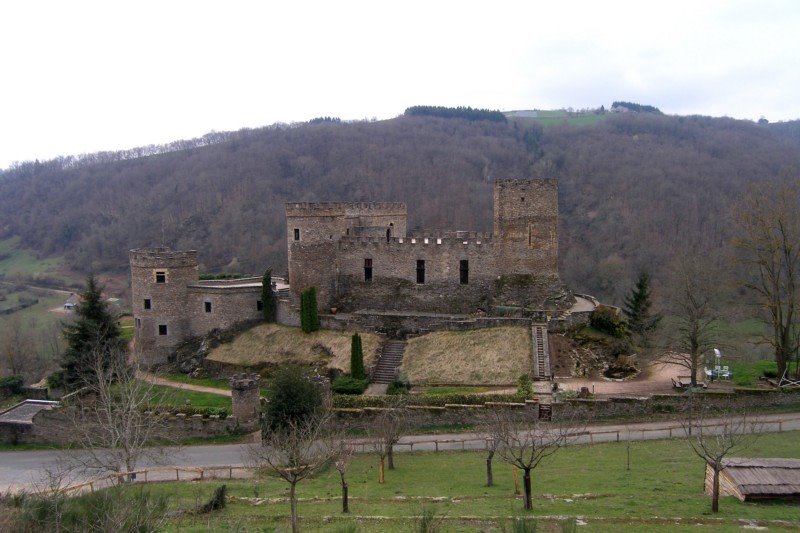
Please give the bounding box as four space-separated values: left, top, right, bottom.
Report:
0 375 23 395
331 375 369 395
589 305 627 338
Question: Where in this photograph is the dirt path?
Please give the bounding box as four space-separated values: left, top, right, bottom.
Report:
136 371 232 397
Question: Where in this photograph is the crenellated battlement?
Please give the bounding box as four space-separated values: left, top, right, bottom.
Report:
340 234 494 248
230 373 260 391
130 248 198 268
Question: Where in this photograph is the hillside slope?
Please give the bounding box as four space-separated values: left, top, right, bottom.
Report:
1 113 799 303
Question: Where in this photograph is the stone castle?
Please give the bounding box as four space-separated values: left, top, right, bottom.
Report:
130 178 569 367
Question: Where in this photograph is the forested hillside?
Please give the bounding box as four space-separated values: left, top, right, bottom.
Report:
1 113 799 303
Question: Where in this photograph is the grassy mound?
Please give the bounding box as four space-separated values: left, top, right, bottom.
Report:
205 323 380 373
402 326 530 386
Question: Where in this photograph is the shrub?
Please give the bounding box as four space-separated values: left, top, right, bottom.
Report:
387 372 411 395
517 374 533 398
0 375 23 395
331 376 368 395
589 305 627 338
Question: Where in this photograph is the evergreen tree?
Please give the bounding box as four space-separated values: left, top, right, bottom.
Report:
300 286 320 333
60 275 125 389
261 267 277 322
622 272 662 345
350 333 365 379
262 365 323 433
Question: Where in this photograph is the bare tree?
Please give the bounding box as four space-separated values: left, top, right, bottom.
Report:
248 408 339 533
733 179 800 379
367 403 409 483
65 348 171 479
660 254 724 387
682 394 761 513
334 443 354 513
1 314 33 377
487 407 584 510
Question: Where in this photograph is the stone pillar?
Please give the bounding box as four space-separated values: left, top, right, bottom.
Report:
230 373 261 427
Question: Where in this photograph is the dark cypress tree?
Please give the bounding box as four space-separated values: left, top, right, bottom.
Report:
261 267 277 322
350 333 365 379
300 286 320 333
61 275 125 389
622 272 662 344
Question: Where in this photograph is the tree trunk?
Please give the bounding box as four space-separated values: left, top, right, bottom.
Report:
290 482 299 533
712 467 720 513
378 457 385 484
486 450 495 487
523 468 532 510
341 475 349 513
388 445 395 470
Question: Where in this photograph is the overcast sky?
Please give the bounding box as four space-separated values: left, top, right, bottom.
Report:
1 0 798 169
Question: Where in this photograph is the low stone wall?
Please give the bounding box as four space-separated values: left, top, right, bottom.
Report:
0 406 252 445
321 312 531 337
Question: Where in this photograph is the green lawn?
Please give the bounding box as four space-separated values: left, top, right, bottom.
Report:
0 237 65 281
509 109 611 127
420 386 495 396
164 373 232 390
146 383 232 411
125 431 800 531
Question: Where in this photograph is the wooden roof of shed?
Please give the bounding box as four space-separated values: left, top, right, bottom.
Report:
721 458 800 496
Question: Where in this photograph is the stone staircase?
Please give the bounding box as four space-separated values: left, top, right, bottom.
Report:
371 340 407 384
531 323 551 380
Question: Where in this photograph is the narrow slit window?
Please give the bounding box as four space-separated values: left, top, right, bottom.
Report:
155 271 166 283
460 260 469 284
204 301 212 313
158 324 168 336
364 258 373 282
135 318 141 328
386 228 391 242
143 298 151 310
416 260 425 284
257 300 263 311
293 228 300 241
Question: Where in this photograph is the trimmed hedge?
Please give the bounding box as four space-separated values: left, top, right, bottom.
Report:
331 376 369 395
333 392 526 409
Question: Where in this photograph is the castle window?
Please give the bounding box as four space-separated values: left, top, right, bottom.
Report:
293 228 300 241
460 260 469 284
416 260 425 284
135 318 141 328
364 258 373 282
521 196 525 202
205 301 212 313
386 228 391 242
158 324 168 336
155 271 166 283
257 300 263 311
143 298 151 310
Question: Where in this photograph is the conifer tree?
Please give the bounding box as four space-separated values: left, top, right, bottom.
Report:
300 286 320 333
622 271 662 345
261 267 277 322
60 275 125 389
350 333 365 379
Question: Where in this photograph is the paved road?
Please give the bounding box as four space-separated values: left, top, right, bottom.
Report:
3 412 799 493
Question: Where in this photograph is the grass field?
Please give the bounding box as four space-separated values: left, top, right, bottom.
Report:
206 323 381 373
403 327 531 386
0 237 66 282
111 430 800 531
147 383 232 411
509 109 611 127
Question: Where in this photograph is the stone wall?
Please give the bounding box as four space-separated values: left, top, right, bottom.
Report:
321 312 530 337
0 406 250 445
187 280 263 336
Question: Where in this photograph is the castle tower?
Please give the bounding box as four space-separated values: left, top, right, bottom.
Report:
492 179 562 308
130 248 199 368
230 373 260 427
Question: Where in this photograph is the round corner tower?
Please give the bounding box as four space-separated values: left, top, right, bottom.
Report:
230 373 261 427
130 248 199 368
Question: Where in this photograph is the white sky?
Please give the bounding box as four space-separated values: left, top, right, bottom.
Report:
1 0 799 169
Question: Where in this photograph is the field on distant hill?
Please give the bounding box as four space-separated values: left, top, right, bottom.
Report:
205 323 381 374
402 326 531 386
